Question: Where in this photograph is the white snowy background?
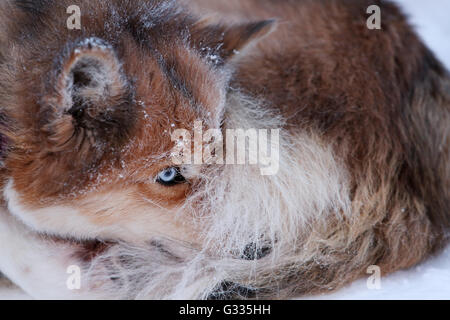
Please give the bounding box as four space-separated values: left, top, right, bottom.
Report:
0 0 449 300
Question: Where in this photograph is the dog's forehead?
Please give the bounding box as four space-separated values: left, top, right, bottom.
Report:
97 49 224 176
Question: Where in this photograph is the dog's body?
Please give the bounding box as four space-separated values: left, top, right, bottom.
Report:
0 0 448 299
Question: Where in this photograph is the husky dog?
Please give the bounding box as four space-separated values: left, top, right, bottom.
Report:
0 0 448 299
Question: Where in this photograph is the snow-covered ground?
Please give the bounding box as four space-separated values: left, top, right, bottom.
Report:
312 245 450 300
395 0 450 65
0 0 449 300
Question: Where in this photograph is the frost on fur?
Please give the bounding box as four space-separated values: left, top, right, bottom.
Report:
83 92 352 299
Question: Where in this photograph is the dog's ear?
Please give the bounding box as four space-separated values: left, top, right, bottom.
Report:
191 19 276 65
41 38 136 155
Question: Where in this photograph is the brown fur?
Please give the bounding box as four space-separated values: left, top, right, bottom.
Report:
0 0 449 299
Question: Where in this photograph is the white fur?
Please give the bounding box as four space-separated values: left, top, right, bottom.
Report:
0 207 107 299
4 180 103 240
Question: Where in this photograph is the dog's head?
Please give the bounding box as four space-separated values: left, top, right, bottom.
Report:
0 0 274 245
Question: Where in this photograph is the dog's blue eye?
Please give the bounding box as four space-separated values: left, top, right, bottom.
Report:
156 167 185 186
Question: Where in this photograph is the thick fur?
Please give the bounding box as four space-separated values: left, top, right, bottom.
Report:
0 0 448 299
